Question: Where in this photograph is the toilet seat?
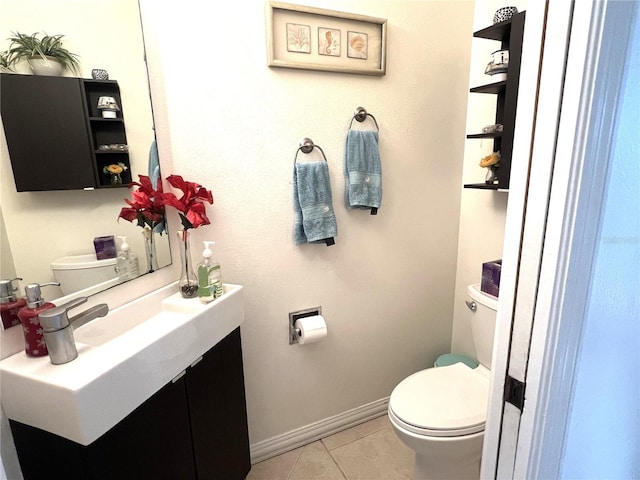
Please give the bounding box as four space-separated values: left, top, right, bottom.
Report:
388 362 490 437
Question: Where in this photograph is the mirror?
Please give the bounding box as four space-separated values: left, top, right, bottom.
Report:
0 0 171 311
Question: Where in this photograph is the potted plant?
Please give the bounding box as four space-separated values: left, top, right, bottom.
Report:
0 51 13 72
6 31 80 76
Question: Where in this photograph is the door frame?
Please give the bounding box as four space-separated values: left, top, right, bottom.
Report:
481 0 619 477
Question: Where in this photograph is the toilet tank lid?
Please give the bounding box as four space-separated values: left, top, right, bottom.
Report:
468 283 498 311
51 254 116 270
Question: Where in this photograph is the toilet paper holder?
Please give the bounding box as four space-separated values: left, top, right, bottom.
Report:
289 306 322 344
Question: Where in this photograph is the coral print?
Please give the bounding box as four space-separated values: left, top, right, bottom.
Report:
286 23 311 53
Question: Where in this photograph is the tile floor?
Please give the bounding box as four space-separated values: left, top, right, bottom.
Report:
247 415 415 480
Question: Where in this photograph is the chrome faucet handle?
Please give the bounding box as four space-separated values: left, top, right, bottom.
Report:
70 303 109 329
39 297 88 332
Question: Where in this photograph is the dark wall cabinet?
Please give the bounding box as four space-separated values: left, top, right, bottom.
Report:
10 327 251 480
464 12 526 190
1 73 132 192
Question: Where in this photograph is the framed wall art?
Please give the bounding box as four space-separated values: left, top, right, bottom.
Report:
266 2 387 76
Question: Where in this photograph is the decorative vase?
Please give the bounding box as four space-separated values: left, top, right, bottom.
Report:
177 230 198 298
142 228 159 273
485 166 499 185
110 173 123 185
91 68 109 80
28 56 63 76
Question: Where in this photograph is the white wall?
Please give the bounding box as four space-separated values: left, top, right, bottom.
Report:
451 0 527 358
141 0 474 448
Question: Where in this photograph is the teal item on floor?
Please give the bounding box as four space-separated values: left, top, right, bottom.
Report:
434 354 479 369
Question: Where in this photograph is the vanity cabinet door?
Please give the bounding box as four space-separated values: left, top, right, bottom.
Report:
0 73 97 191
83 376 196 480
9 327 250 479
186 327 251 480
10 376 196 480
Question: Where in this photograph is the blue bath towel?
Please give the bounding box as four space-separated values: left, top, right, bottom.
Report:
293 161 337 245
345 130 382 214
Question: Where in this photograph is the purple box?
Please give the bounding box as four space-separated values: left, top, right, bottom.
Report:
481 259 502 297
93 236 116 260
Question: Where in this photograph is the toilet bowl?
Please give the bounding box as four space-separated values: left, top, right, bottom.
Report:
388 284 498 479
51 253 118 296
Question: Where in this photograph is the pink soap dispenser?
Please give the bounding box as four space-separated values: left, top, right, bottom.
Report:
17 282 59 357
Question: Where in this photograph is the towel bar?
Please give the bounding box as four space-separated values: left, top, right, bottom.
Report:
349 106 379 131
294 138 328 163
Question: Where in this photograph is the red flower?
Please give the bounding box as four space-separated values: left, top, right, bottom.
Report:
118 175 166 231
163 175 213 230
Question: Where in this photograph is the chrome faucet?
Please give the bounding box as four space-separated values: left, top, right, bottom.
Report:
39 297 109 365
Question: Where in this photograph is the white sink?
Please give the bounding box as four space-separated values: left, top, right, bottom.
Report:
0 283 244 445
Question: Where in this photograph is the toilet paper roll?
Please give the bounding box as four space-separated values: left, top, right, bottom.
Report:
294 315 327 345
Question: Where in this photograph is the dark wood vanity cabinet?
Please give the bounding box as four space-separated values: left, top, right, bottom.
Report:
10 327 251 480
0 73 131 191
464 12 526 190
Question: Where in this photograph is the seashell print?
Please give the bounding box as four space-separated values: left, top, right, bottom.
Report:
350 35 365 52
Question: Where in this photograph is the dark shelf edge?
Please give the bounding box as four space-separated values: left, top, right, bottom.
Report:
470 80 507 94
89 117 124 122
467 133 503 139
464 183 500 190
473 18 513 41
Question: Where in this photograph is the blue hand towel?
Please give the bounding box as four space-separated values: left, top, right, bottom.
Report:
147 139 166 234
293 161 337 245
344 130 382 213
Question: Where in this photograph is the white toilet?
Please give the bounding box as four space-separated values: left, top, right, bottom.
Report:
51 253 118 295
388 284 498 480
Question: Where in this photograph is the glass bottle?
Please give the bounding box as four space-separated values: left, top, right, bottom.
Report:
177 230 198 298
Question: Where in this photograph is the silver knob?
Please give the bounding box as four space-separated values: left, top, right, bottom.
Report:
465 300 477 312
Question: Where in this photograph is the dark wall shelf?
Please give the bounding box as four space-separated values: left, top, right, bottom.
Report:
465 12 526 191
0 74 131 191
467 133 503 139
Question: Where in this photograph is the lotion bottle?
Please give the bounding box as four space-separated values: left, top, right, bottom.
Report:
197 241 223 304
115 236 140 280
17 282 59 357
0 278 26 329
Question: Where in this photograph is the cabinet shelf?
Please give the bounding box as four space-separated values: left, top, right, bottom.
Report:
0 74 132 191
467 132 503 139
464 12 525 191
473 18 513 41
89 117 124 122
470 81 507 94
463 183 508 191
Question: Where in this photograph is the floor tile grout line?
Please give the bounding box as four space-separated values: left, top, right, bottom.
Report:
284 447 304 480
322 416 390 452
323 422 392 453
327 445 351 480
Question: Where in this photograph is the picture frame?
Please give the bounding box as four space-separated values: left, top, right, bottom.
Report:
266 2 387 76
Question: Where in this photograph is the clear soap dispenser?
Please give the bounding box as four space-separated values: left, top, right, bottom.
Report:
197 241 223 304
115 236 140 280
17 282 59 357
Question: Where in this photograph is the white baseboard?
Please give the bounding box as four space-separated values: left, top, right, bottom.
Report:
250 397 390 464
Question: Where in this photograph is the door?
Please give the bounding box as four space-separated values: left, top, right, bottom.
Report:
482 0 639 478
1 74 97 191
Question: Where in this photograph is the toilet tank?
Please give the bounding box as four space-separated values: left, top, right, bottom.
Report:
51 254 118 296
467 284 498 368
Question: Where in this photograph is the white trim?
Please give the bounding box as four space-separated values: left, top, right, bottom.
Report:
249 397 389 464
481 1 548 476
517 0 635 477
